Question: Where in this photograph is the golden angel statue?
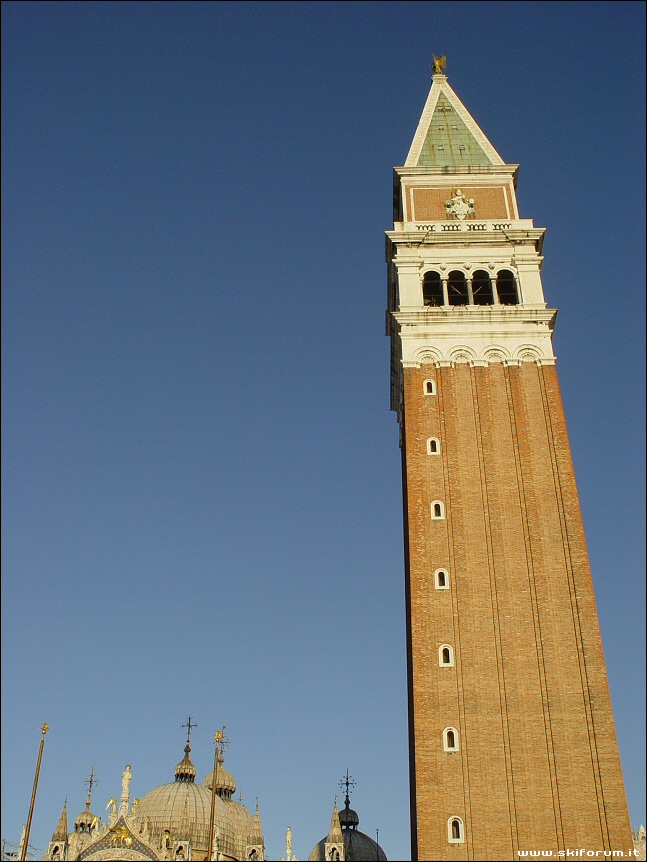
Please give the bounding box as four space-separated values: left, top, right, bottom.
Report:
432 54 447 74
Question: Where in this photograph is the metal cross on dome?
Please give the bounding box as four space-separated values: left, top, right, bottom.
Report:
84 766 99 804
181 715 198 744
339 769 356 803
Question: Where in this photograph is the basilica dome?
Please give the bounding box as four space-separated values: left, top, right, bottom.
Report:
308 789 387 862
135 779 213 854
43 728 265 862
134 743 255 860
308 830 387 861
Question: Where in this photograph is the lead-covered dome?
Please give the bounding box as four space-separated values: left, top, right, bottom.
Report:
135 744 253 859
203 754 237 798
309 786 388 862
308 830 388 861
73 804 98 833
338 805 359 829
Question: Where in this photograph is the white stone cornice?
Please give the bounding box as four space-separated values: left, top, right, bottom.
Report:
390 304 557 367
392 306 556 328
387 221 544 244
394 164 519 178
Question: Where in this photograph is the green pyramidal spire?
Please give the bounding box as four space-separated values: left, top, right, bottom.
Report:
417 92 492 166
405 70 504 168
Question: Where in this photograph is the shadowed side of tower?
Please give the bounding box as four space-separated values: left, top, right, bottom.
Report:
386 64 632 861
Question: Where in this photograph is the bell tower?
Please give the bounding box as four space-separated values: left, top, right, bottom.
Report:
386 62 632 861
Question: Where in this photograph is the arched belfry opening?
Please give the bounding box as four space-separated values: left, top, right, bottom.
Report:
423 271 444 306
496 269 518 305
447 270 468 305
471 269 494 305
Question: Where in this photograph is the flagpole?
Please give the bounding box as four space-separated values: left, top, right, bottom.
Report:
206 727 226 861
20 723 48 861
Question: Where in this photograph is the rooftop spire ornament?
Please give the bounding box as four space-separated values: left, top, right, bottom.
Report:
339 768 356 807
181 714 198 745
432 54 447 74
84 766 99 808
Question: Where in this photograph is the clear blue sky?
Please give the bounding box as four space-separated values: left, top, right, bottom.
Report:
2 2 645 859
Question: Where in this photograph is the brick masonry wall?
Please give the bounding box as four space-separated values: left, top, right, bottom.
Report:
401 362 632 861
410 186 509 221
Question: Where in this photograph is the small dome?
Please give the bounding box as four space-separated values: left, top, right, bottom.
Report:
174 743 197 783
203 754 236 798
339 805 360 828
73 805 98 832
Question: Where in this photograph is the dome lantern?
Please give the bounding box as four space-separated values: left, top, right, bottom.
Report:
174 743 197 784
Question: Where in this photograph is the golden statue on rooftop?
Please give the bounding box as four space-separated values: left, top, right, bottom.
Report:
432 54 447 74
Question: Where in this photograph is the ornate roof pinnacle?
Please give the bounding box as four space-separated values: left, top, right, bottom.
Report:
327 797 343 844
248 797 264 845
52 798 69 841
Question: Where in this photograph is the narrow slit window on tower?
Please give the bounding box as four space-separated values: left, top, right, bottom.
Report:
435 568 449 589
448 817 465 843
424 379 436 396
422 271 444 307
471 269 494 305
431 501 445 519
427 437 440 455
443 727 459 751
496 269 519 305
439 644 454 667
447 270 469 306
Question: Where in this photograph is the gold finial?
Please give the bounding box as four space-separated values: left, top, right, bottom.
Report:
41 723 49 735
432 55 447 75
